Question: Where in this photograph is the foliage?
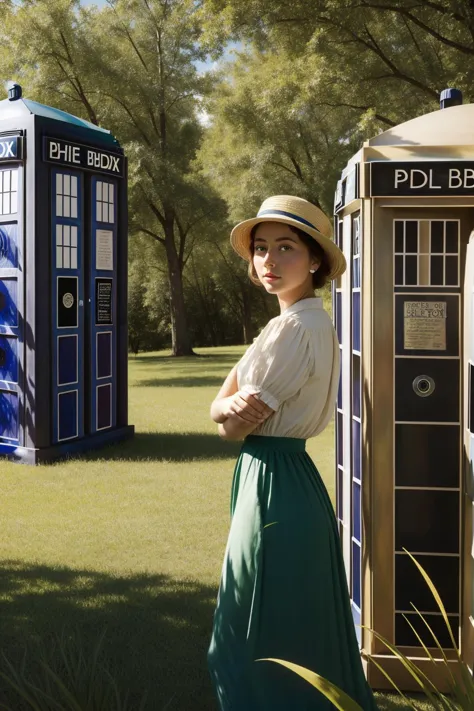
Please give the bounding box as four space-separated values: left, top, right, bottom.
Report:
199 48 367 218
1 0 224 355
0 629 146 711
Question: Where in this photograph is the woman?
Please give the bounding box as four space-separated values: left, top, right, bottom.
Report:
208 195 377 710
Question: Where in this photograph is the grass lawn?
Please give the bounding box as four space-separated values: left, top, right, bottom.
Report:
0 347 434 710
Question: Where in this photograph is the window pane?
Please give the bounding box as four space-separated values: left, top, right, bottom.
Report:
64 174 70 196
445 256 458 286
63 196 70 218
63 248 70 269
63 225 70 246
395 255 404 285
71 176 78 197
395 221 404 253
3 171 10 192
96 181 102 200
56 246 63 268
430 255 443 285
3 193 10 214
11 170 18 191
419 254 430 286
71 226 77 247
97 202 102 222
71 197 78 219
405 255 417 285
109 204 114 224
446 221 458 254
70 248 77 269
10 192 17 214
56 224 62 246
56 195 63 217
108 183 114 204
405 221 418 253
56 173 63 195
431 221 444 252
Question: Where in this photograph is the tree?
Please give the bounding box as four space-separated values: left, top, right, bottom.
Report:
200 0 474 127
1 0 221 355
199 48 366 220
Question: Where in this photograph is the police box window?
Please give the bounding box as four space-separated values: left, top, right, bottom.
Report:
0 169 18 216
56 173 78 219
96 181 115 224
394 220 459 288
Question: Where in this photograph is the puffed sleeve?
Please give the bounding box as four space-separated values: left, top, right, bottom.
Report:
238 316 313 411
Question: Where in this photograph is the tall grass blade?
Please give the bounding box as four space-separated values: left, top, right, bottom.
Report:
257 658 364 711
365 656 420 710
367 628 442 708
404 551 458 652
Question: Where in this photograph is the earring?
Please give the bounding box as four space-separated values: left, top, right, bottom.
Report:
309 269 316 273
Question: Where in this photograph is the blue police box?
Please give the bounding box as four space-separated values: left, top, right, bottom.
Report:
0 84 133 463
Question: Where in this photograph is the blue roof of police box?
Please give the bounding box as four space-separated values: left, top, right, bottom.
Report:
0 96 119 147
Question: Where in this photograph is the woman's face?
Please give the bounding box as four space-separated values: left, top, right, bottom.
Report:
252 222 320 298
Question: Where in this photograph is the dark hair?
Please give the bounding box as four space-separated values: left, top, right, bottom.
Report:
248 224 330 290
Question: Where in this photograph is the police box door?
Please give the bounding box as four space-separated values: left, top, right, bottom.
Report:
386 206 469 651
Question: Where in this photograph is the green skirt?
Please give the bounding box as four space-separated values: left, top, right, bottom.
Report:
208 435 378 710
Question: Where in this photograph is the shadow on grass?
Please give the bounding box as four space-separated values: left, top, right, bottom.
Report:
0 560 219 711
76 432 242 462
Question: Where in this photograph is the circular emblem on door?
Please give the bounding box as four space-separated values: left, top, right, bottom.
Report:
62 293 74 309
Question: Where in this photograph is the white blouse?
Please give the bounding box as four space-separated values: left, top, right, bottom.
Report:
236 297 340 440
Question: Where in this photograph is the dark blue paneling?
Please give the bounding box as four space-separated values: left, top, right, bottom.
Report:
0 278 17 328
90 177 117 432
352 291 361 351
0 390 18 439
337 411 343 468
352 481 361 543
97 384 111 430
58 336 77 385
352 541 361 608
0 224 18 268
51 169 83 443
336 292 342 343
97 332 112 379
352 354 360 418
0 336 17 382
352 258 360 289
58 391 77 441
337 466 343 522
352 419 361 480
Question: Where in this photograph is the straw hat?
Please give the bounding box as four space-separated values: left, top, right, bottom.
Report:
230 195 346 280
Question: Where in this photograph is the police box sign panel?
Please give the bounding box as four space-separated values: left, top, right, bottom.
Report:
43 137 124 177
0 136 22 162
370 161 474 196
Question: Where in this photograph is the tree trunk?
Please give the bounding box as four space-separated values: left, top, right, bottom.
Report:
241 286 254 344
165 225 195 356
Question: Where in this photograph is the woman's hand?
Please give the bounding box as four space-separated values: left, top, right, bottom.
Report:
222 391 273 425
